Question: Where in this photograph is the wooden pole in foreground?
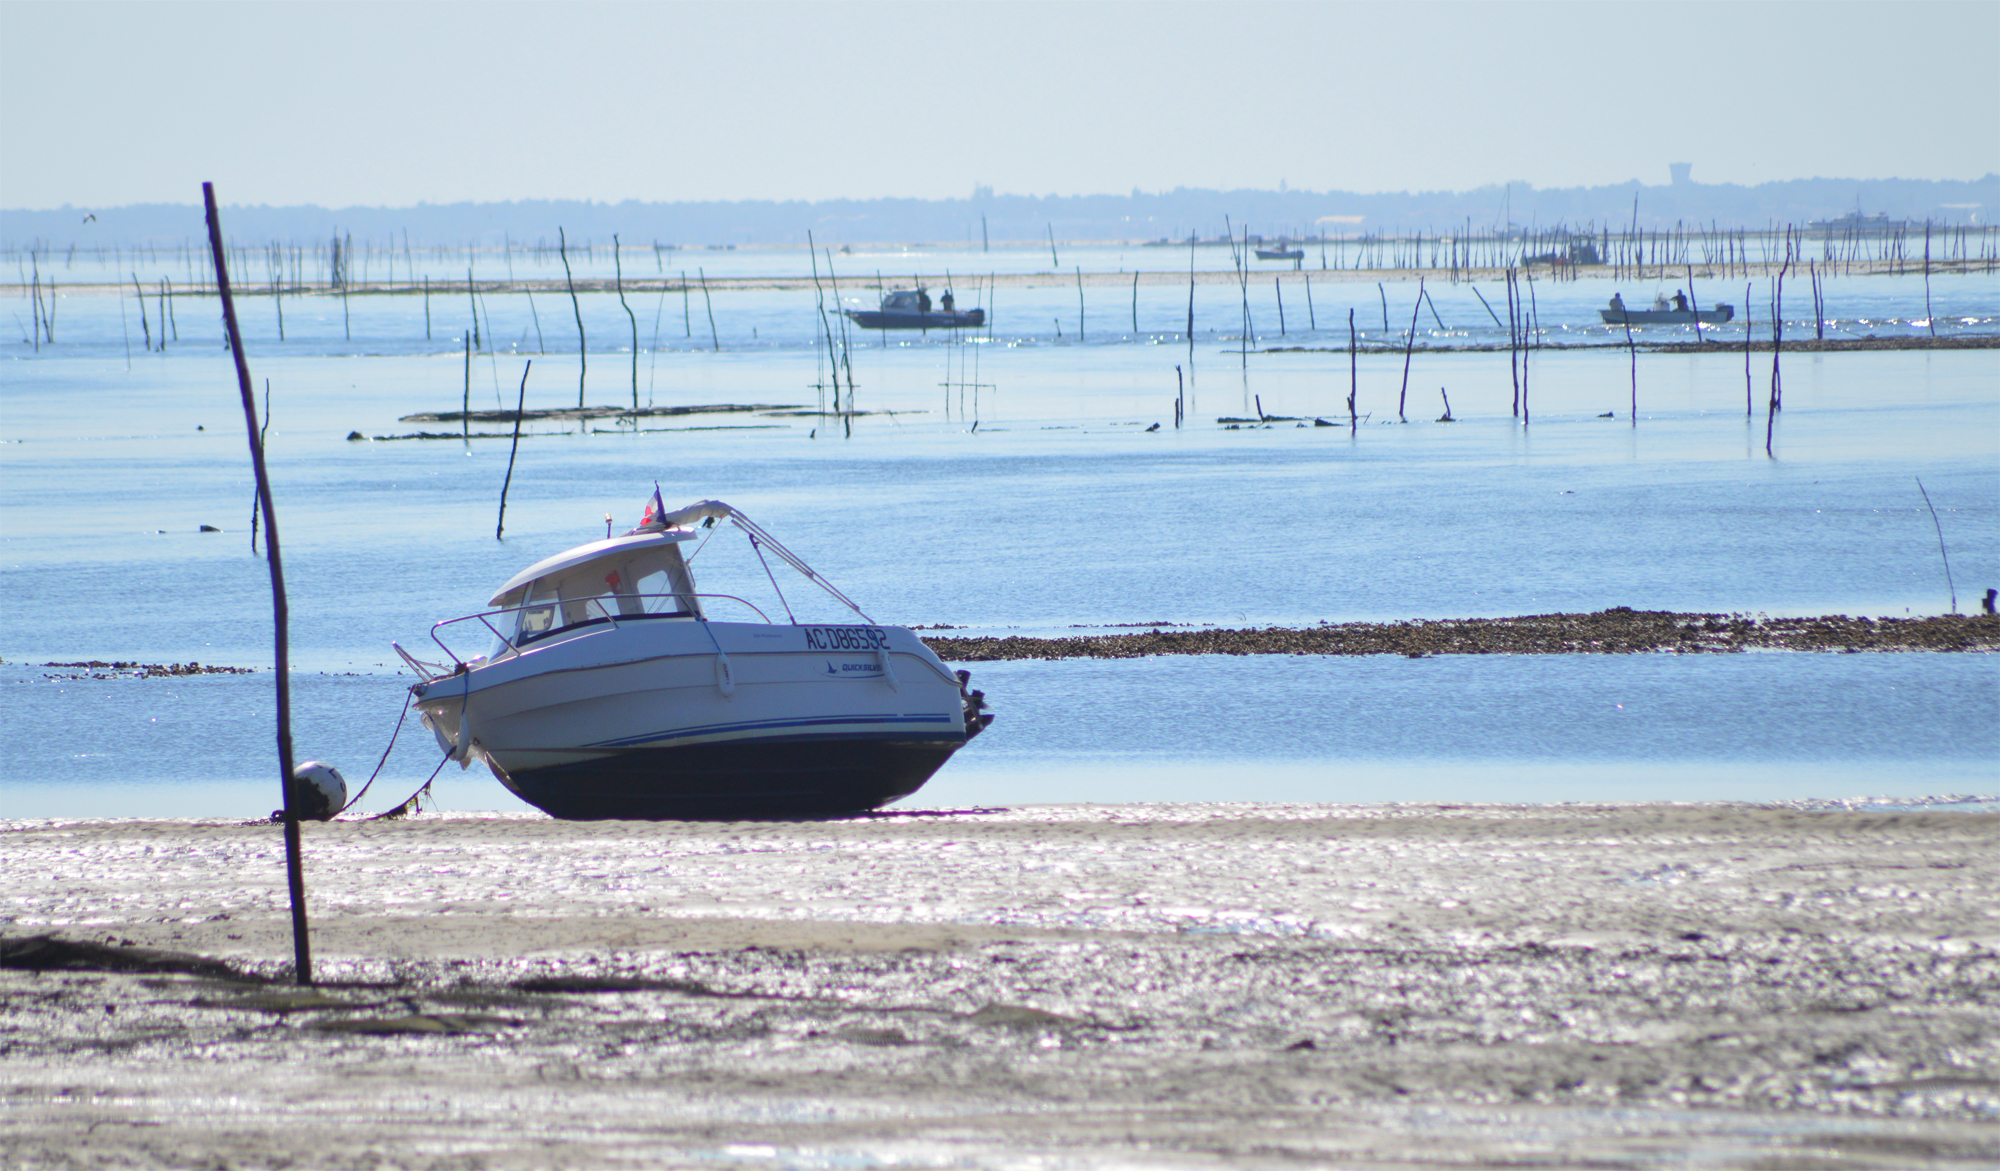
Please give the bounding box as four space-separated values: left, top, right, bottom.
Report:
203 181 311 987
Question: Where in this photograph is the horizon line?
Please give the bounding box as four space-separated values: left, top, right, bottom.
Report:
7 173 1998 215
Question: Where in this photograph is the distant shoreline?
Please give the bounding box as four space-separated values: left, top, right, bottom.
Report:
925 611 2000 661
8 256 1994 299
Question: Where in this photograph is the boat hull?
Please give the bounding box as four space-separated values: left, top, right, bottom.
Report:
1599 306 1736 325
412 620 977 820
843 308 986 330
493 735 961 820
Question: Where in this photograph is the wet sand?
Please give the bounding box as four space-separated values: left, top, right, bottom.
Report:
3 804 1996 1168
927 611 2000 661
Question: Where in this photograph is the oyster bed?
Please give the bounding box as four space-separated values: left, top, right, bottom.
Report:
926 611 2000 661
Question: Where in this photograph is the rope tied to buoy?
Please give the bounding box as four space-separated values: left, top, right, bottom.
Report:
331 692 413 818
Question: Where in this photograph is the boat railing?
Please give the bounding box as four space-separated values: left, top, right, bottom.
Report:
425 593 776 670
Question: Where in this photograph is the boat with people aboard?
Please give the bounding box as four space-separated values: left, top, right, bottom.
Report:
394 491 991 820
1254 243 1305 261
1599 291 1735 326
843 287 985 330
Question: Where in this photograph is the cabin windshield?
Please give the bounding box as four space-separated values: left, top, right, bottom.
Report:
495 542 701 651
883 291 917 310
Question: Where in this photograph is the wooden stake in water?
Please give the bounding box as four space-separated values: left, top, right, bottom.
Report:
1920 218 1936 337
1686 263 1703 344
1767 268 1785 456
1397 277 1423 422
497 361 532 539
203 181 310 988
1522 271 1538 425
559 228 586 407
1744 281 1754 417
1623 310 1638 427
1186 239 1197 404
614 234 638 411
699 267 719 352
250 380 270 554
132 273 150 351
1347 308 1358 434
1916 477 1958 613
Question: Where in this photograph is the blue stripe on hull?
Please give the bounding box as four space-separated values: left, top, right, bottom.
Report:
585 712 956 750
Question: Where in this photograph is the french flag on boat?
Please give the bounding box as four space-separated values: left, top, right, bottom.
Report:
630 485 667 533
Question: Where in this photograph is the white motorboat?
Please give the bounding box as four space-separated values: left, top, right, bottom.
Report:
395 495 990 819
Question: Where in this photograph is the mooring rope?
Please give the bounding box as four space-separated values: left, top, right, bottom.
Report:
367 750 450 822
333 691 413 817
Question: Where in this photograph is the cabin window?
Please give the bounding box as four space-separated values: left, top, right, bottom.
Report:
506 542 703 647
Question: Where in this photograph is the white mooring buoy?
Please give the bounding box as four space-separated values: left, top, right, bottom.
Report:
289 761 348 821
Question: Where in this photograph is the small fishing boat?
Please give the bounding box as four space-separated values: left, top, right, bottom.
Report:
1599 294 1735 326
1254 246 1305 261
395 493 991 820
843 288 985 330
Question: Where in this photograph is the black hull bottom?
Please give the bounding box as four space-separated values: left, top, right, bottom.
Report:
494 735 964 820
843 310 986 331
1598 308 1736 325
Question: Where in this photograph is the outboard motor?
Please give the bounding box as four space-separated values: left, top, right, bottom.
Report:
956 670 993 739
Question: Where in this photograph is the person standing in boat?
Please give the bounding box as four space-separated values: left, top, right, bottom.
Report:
940 289 955 314
1672 289 1689 312
1609 292 1626 314
917 288 932 315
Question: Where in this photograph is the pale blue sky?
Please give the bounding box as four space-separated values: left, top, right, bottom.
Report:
3 0 1994 210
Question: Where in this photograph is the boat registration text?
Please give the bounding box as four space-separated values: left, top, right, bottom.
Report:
804 625 890 652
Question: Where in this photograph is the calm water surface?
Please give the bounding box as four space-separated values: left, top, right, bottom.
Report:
3 269 1995 816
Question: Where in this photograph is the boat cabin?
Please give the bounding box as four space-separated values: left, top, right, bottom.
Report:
880 289 924 312
485 530 703 652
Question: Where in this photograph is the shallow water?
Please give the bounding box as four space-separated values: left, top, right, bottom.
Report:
3 268 1996 816
4 651 1993 818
